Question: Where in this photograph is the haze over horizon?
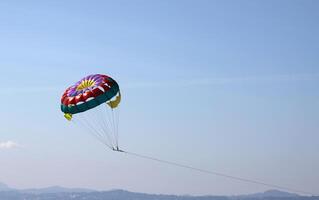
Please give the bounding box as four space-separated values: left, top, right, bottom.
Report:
0 181 307 198
0 0 318 196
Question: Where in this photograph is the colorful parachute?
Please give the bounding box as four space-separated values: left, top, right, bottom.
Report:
61 74 121 149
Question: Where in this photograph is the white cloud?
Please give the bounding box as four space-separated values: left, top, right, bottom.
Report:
0 141 20 149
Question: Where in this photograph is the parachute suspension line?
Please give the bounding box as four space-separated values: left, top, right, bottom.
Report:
97 104 117 149
78 113 113 149
93 103 113 148
111 108 118 148
104 95 120 149
76 104 117 149
95 104 115 148
115 107 120 148
110 108 116 147
81 107 111 147
120 150 317 196
103 105 113 148
105 104 118 149
72 118 112 149
75 116 104 145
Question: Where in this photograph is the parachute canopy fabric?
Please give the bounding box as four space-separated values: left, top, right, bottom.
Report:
61 74 121 149
61 74 120 114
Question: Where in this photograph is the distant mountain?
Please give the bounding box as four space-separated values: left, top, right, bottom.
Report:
258 189 299 197
21 185 95 194
0 182 317 200
0 182 13 191
236 189 300 198
0 181 95 194
0 189 317 200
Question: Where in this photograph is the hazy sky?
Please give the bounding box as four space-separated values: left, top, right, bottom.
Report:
0 0 318 196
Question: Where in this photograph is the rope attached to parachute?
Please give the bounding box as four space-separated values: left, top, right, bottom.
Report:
112 148 317 196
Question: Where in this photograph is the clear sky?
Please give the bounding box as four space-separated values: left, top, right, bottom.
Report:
0 0 318 196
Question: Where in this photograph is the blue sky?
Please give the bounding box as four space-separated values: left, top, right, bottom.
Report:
0 0 318 196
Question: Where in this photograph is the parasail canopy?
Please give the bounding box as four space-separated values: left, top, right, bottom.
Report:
61 74 121 149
